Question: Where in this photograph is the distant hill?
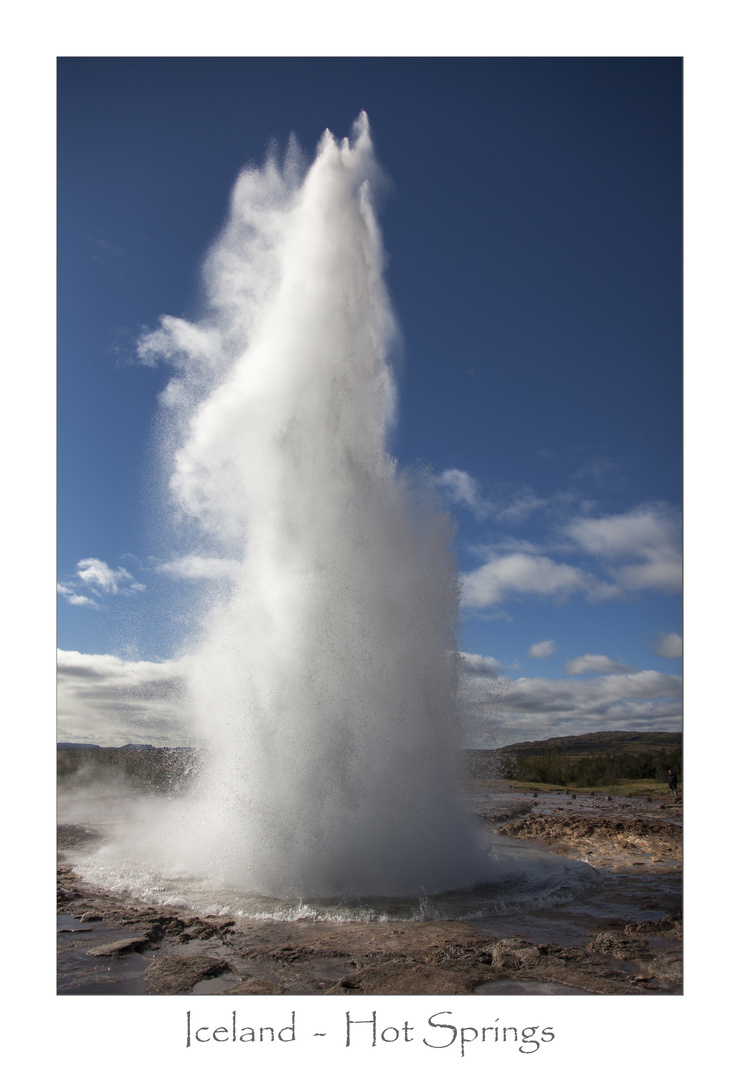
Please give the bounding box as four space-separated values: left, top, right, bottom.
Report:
494 730 682 758
465 730 682 786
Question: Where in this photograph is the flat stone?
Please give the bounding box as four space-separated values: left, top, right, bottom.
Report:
87 936 149 957
145 955 230 994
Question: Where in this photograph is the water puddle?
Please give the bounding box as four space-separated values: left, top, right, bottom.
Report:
474 980 594 995
57 912 154 995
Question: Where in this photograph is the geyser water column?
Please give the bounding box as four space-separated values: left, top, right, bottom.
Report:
145 114 488 900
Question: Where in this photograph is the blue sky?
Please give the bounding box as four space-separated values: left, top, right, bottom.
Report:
57 57 682 746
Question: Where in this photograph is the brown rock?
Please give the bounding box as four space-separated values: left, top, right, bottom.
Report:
86 937 150 957
646 953 682 988
488 938 544 970
145 955 230 994
587 932 649 960
624 914 682 938
327 958 480 995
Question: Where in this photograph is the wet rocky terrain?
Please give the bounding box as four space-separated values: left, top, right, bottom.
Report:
57 787 682 996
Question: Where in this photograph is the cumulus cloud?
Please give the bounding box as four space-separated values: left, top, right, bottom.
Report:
57 646 682 752
566 505 675 556
528 640 556 659
57 650 192 746
565 504 682 594
459 651 506 677
457 652 682 747
563 654 639 675
434 469 682 611
503 670 682 738
652 632 683 659
457 500 681 614
461 551 614 608
58 558 146 607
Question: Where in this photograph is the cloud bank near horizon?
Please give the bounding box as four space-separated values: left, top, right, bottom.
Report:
57 650 191 747
58 648 682 750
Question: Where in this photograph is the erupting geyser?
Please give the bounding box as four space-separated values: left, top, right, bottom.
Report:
140 114 490 900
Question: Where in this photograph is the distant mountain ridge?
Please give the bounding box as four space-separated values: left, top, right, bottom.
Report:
493 730 681 758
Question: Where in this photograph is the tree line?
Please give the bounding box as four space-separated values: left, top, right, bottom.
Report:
497 747 682 787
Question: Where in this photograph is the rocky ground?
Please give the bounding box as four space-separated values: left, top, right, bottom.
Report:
57 789 682 996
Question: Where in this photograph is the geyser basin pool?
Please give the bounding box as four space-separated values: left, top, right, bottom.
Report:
64 794 602 922
58 785 681 995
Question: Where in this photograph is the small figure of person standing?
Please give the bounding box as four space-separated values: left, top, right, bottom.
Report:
668 769 678 801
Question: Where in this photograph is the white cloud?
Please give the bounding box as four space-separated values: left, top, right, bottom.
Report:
57 646 682 752
652 632 683 659
435 471 552 525
457 652 681 747
459 651 507 677
157 555 240 580
58 558 146 607
503 670 682 741
563 654 639 675
565 505 675 557
434 469 492 519
565 504 682 594
617 557 682 593
461 551 613 608
57 583 98 607
458 500 681 614
75 557 144 594
57 650 192 746
528 640 556 659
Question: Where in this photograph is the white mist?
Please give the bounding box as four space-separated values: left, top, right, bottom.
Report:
141 114 489 899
